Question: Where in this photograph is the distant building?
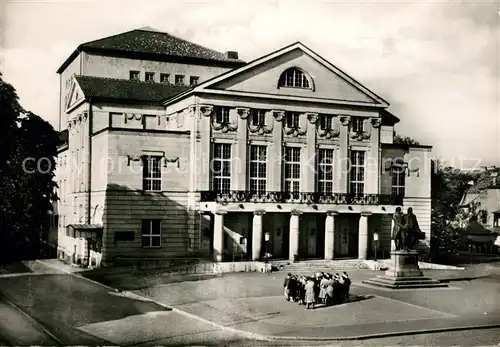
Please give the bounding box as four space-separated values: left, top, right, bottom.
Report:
459 167 500 253
55 28 433 267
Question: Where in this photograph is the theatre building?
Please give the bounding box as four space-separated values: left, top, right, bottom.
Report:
54 28 432 267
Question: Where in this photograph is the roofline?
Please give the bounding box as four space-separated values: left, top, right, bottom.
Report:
164 41 390 107
57 45 246 75
381 143 433 150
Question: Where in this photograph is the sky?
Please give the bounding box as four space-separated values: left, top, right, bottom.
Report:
1 0 499 169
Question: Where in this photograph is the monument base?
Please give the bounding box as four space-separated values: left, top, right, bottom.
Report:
363 250 447 289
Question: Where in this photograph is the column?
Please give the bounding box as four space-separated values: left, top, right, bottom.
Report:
338 116 350 193
358 212 371 260
252 210 265 260
324 211 337 260
213 210 226 262
289 210 302 261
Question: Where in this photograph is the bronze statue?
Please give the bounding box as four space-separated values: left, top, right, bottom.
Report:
391 207 405 250
402 207 425 250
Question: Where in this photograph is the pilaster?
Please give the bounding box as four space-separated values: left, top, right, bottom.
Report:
269 110 284 191
338 115 350 193
366 117 381 194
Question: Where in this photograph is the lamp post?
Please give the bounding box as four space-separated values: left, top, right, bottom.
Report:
373 232 379 261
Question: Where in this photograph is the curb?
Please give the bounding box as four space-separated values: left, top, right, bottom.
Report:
34 259 500 342
1 294 64 345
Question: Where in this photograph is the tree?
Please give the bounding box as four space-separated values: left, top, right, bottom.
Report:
0 74 58 263
394 133 421 146
430 160 479 254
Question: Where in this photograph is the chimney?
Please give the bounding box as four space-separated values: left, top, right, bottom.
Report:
225 51 239 59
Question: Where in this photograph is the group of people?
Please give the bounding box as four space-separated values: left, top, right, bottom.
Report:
283 272 351 309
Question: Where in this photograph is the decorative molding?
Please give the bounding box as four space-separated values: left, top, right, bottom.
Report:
82 111 88 120
236 107 250 119
187 105 197 117
214 209 228 215
385 158 420 177
326 210 339 216
126 155 142 166
254 210 266 216
350 130 370 141
306 113 319 124
291 209 303 216
199 105 214 117
371 117 382 128
339 115 351 126
124 113 143 124
272 110 285 122
163 156 180 168
212 117 237 133
360 211 372 217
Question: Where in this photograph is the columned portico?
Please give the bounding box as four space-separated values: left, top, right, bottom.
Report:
324 210 337 260
358 212 371 260
213 210 226 262
252 210 265 261
289 210 302 261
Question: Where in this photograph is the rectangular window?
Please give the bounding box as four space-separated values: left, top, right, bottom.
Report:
142 156 162 191
352 117 364 132
391 167 406 196
160 73 170 83
129 70 140 80
320 115 334 130
286 112 300 128
251 109 266 126
141 219 161 248
284 147 301 193
249 145 267 193
145 72 155 82
212 143 231 192
349 151 365 195
494 214 500 227
175 74 185 85
317 148 334 193
189 76 199 85
215 106 230 124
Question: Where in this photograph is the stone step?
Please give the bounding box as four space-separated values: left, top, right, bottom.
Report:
362 276 448 289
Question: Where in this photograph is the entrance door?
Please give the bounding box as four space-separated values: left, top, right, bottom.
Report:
347 215 359 257
316 214 325 258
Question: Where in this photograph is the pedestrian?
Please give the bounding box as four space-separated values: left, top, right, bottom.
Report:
283 273 292 301
305 277 316 309
319 274 329 305
325 274 334 306
342 272 351 302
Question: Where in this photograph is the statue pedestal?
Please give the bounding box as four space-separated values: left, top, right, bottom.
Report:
363 251 447 289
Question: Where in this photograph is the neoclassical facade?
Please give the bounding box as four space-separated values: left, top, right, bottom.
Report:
54 28 432 267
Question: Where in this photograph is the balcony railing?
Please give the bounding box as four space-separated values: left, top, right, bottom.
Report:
199 191 404 205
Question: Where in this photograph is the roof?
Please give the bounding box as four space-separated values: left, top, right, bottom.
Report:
75 75 190 104
380 109 400 126
67 224 103 230
163 41 390 107
57 28 246 73
465 168 500 193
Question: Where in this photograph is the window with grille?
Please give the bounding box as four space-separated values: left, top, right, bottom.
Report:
349 151 365 195
190 76 199 85
286 112 300 128
251 109 266 126
160 73 170 83
141 219 161 248
278 68 311 89
352 117 364 132
249 145 267 193
215 107 230 124
317 148 334 193
284 147 301 193
320 115 334 130
391 166 406 196
175 74 185 85
142 156 162 191
212 143 231 192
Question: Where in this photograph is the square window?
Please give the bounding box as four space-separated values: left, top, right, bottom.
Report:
190 76 199 85
141 219 161 248
145 72 155 82
129 71 140 80
175 75 185 85
160 73 170 83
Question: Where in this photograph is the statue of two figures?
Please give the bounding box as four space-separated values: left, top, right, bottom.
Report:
391 207 426 251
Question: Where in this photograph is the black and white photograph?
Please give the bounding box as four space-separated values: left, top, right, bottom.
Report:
0 0 499 346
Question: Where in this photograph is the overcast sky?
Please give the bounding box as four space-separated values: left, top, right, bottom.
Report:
1 0 499 168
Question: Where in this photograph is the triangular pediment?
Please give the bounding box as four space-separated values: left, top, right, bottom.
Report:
191 43 388 107
65 77 85 111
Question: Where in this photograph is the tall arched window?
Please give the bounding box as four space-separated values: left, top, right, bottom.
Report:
278 68 312 89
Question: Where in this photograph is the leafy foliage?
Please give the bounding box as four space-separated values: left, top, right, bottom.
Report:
0 74 58 263
394 133 421 146
430 160 480 253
